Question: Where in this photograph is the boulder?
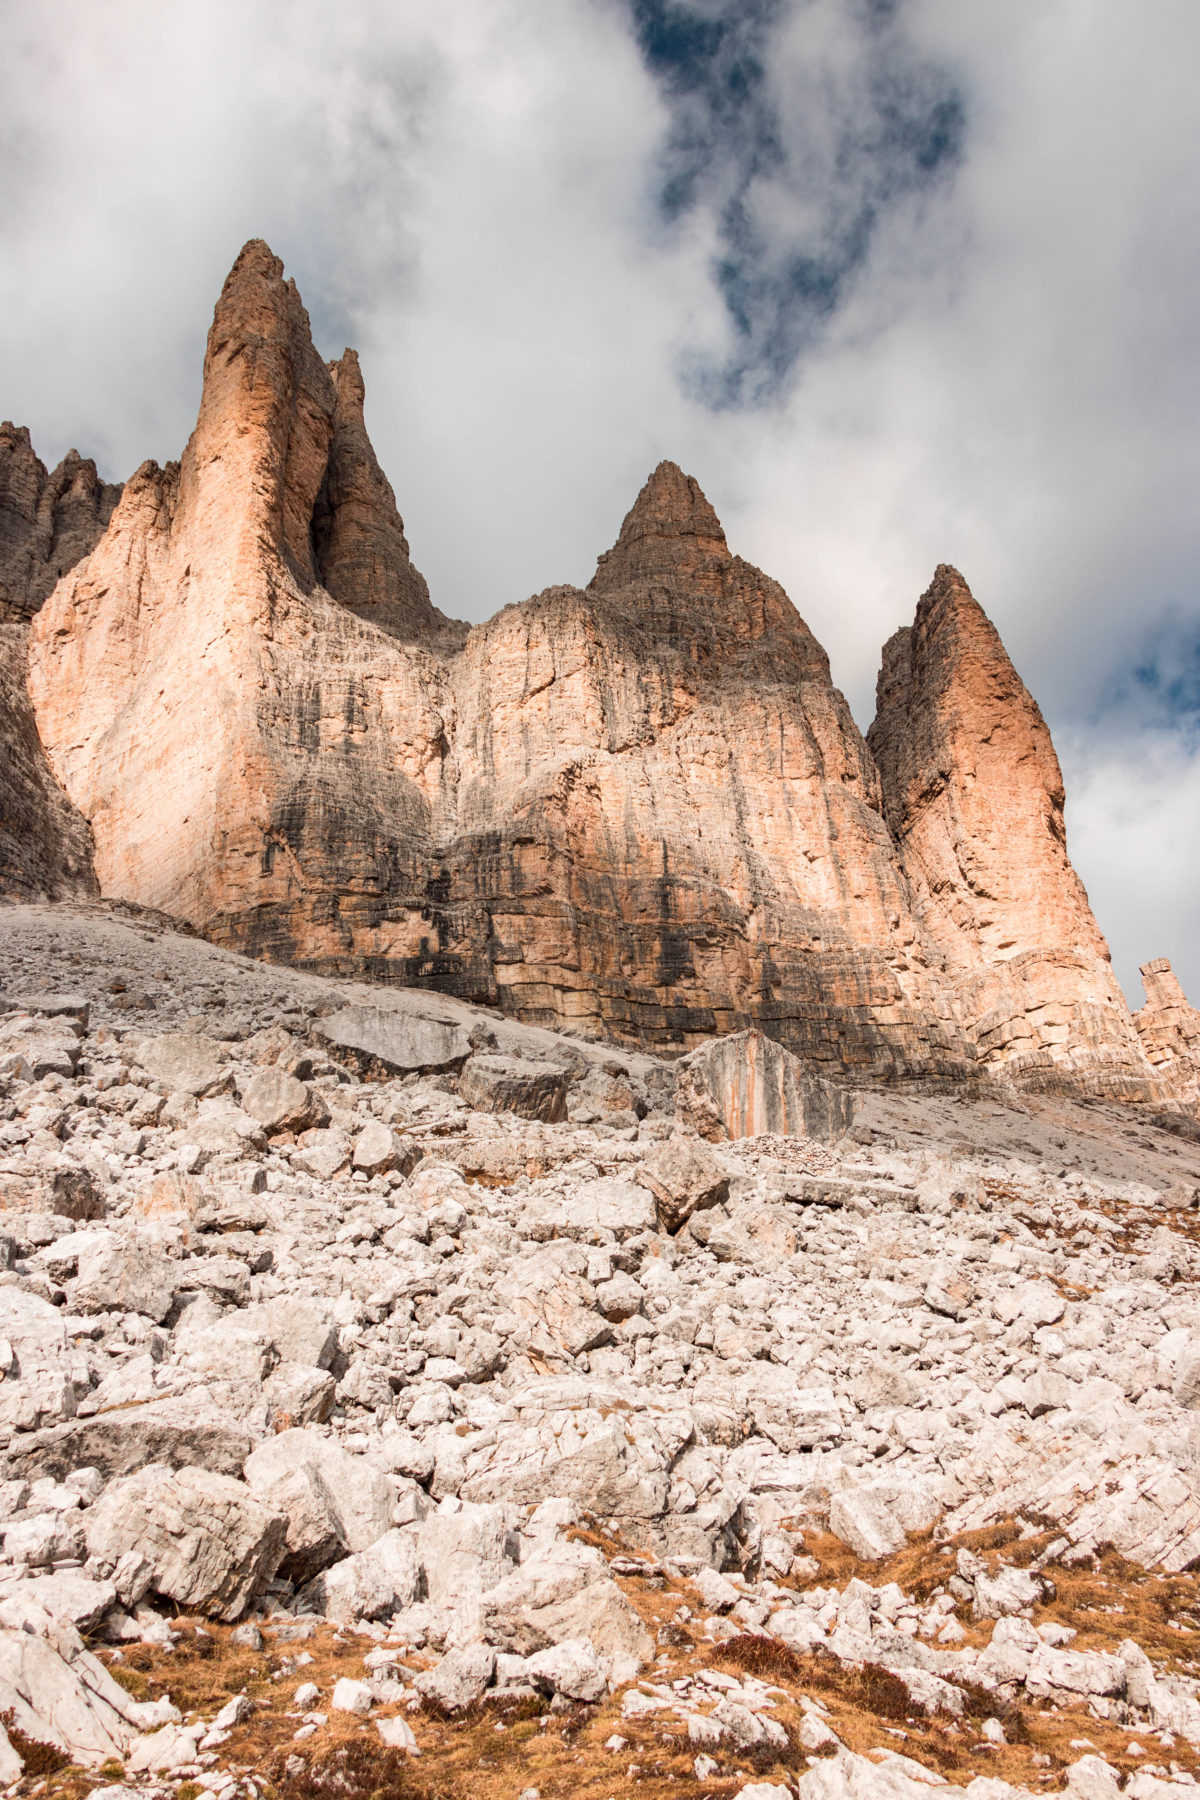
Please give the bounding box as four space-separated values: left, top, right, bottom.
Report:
415 1499 514 1607
635 1136 729 1233
133 1033 229 1097
315 1007 470 1076
675 1029 855 1143
85 1463 287 1620
331 1677 374 1714
42 1166 105 1221
563 1179 656 1241
828 1476 945 1561
0 1600 139 1765
70 1234 177 1322
0 1288 69 1376
413 1645 495 1711
352 1119 406 1175
263 1361 337 1426
239 1067 315 1133
15 1572 117 1633
460 1056 568 1123
524 1637 607 1702
237 1297 340 1370
478 1539 653 1664
308 1530 422 1624
244 1427 397 1563
4 1393 256 1482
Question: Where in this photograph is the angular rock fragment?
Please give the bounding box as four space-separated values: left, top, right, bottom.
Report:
676 1030 855 1143
133 1033 229 1097
460 1055 568 1123
315 1008 469 1076
636 1135 729 1232
85 1463 287 1620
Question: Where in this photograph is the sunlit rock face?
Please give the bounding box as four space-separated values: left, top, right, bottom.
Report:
868 564 1162 1101
25 242 1177 1101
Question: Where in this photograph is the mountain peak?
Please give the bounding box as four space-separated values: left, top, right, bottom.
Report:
589 460 729 595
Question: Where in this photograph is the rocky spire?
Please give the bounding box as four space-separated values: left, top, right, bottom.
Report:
869 564 1154 1092
313 348 441 641
28 239 444 924
589 461 730 597
0 423 121 624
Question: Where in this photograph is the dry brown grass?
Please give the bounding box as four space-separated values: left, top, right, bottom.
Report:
18 1515 1200 1800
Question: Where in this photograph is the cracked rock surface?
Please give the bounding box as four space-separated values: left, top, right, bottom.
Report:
1 900 1200 1799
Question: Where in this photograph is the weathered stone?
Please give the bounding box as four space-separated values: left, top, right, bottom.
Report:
42 1165 104 1221
676 1029 855 1143
524 1637 607 1702
478 1540 653 1664
237 1067 314 1134
237 1297 339 1370
563 1179 657 1241
308 1530 421 1625
4 1394 256 1482
413 1645 495 1712
459 1056 568 1123
636 1136 729 1232
352 1118 404 1174
415 1499 514 1607
244 1427 396 1558
133 1033 229 1097
85 1463 287 1621
315 1008 469 1076
70 1235 178 1321
0 1603 137 1765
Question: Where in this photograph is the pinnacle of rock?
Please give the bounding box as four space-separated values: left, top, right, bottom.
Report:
11 240 1184 1110
869 563 1150 1093
589 459 730 596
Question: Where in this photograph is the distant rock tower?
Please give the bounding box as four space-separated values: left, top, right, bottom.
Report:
1133 959 1200 1097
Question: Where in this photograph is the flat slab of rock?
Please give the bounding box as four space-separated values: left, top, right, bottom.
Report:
2 1394 257 1482
314 1006 469 1075
676 1028 855 1143
133 1032 229 1096
563 1179 656 1240
460 1055 568 1122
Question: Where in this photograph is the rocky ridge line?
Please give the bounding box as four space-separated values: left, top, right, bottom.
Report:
23 240 1187 1110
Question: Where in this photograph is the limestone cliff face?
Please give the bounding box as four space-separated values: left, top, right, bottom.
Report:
24 242 1171 1098
0 622 98 901
1134 960 1200 1099
28 243 966 1076
28 242 445 933
868 565 1155 1097
0 423 121 624
0 423 114 900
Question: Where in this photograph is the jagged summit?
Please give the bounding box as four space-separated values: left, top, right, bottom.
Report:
869 563 1151 1094
10 241 1188 1105
0 422 121 624
590 460 730 597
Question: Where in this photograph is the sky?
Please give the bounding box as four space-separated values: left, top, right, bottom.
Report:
2 0 1198 1006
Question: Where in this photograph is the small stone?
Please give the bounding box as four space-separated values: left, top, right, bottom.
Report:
331 1677 374 1715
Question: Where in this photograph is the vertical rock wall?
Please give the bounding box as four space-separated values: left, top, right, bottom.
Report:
868 565 1157 1098
20 239 1179 1102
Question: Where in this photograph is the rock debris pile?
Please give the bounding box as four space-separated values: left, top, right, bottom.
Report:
0 902 1198 1800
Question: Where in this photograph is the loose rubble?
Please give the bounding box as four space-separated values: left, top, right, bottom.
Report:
1 900 1200 1800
